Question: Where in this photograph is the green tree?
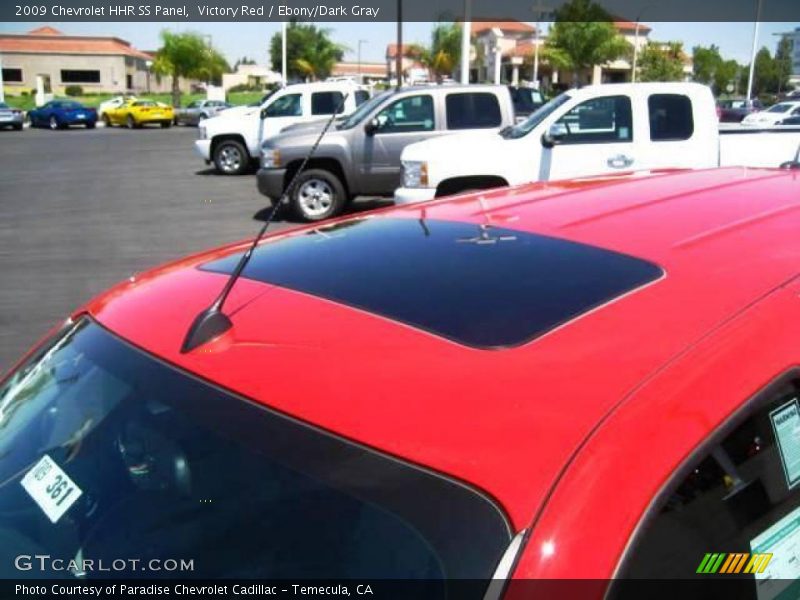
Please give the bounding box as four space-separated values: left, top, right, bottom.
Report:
638 41 686 82
775 36 793 93
152 31 229 107
692 45 742 95
544 0 629 85
692 44 722 86
408 22 462 83
269 22 345 81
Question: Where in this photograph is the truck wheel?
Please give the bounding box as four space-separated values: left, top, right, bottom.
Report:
213 140 249 175
290 169 346 221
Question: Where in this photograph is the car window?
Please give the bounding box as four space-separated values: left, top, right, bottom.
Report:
649 94 694 141
445 92 502 130
555 95 632 144
375 95 434 134
767 104 792 113
311 91 345 116
617 376 800 596
0 318 511 586
134 101 157 107
0 102 8 109
355 90 370 106
501 93 571 139
265 93 302 118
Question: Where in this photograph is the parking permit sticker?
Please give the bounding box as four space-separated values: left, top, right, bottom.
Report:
770 398 800 490
20 454 83 524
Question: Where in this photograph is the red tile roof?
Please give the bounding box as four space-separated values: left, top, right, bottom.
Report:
613 18 651 33
0 27 152 60
469 21 537 35
386 43 417 58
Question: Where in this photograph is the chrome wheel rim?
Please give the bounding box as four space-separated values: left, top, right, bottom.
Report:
127 116 135 129
297 179 334 217
218 145 242 172
49 117 58 130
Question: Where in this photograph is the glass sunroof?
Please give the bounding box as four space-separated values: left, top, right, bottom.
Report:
201 218 662 349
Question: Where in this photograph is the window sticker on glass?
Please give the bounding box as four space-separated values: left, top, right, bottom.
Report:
751 505 800 600
769 398 800 489
20 454 83 524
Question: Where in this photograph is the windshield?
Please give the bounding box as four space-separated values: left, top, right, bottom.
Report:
0 318 510 586
501 93 571 139
767 103 792 113
60 102 83 110
337 91 392 130
0 102 8 109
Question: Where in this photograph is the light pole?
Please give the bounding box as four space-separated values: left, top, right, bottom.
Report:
145 59 152 94
631 4 654 83
746 0 763 103
281 22 288 86
396 0 403 90
531 0 552 88
357 39 367 79
0 53 5 103
460 0 471 83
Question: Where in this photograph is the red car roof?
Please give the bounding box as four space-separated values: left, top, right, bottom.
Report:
83 167 800 531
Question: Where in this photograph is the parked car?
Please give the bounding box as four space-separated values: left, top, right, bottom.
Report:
28 100 97 130
508 85 545 120
173 99 231 126
97 95 137 118
717 97 762 123
741 101 800 126
0 102 24 130
257 84 515 220
194 81 370 176
395 82 800 204
3 167 800 594
102 99 174 129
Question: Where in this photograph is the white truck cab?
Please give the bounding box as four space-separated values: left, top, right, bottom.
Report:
194 81 369 175
395 82 800 203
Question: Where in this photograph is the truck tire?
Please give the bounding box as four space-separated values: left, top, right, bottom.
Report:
290 169 347 221
213 139 250 175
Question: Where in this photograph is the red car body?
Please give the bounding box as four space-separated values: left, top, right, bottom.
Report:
8 166 800 587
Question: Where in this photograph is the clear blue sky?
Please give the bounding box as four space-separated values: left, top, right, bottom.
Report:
1 21 797 66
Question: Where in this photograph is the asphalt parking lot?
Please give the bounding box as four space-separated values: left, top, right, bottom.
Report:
0 125 389 372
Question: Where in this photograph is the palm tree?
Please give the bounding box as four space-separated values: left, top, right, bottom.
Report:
412 23 462 83
269 23 346 81
152 31 229 106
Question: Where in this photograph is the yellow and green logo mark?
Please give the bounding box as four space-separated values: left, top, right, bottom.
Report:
697 553 773 574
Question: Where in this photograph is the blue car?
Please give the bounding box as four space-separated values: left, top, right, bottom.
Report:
28 100 97 130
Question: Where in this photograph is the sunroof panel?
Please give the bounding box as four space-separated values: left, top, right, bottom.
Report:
201 218 662 349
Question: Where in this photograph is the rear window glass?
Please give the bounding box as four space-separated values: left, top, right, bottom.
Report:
446 92 502 129
649 94 694 141
311 91 345 115
0 318 511 587
355 90 370 106
202 218 662 349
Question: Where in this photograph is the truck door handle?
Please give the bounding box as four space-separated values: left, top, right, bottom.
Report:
607 154 634 169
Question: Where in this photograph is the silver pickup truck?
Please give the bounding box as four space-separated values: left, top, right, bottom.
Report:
256 84 515 221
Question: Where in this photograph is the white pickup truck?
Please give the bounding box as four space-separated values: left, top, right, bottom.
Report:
194 81 369 175
395 82 800 203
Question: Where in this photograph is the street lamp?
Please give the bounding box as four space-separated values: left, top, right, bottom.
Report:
632 4 655 83
531 0 552 89
746 0 763 103
357 39 367 78
145 59 153 94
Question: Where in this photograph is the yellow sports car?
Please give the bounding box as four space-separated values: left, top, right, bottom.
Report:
102 99 174 129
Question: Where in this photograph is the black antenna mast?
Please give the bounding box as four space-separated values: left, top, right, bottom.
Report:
181 93 350 353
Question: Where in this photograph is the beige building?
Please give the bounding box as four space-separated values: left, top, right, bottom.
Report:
0 26 192 97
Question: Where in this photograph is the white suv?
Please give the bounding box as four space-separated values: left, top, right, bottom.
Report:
195 82 369 175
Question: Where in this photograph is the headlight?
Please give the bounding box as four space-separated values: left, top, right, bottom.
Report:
198 125 207 139
401 161 428 188
261 148 281 169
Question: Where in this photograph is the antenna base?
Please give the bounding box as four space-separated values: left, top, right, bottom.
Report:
181 307 233 353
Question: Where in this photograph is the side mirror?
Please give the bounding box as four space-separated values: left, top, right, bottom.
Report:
541 122 568 148
364 118 380 136
260 107 269 120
